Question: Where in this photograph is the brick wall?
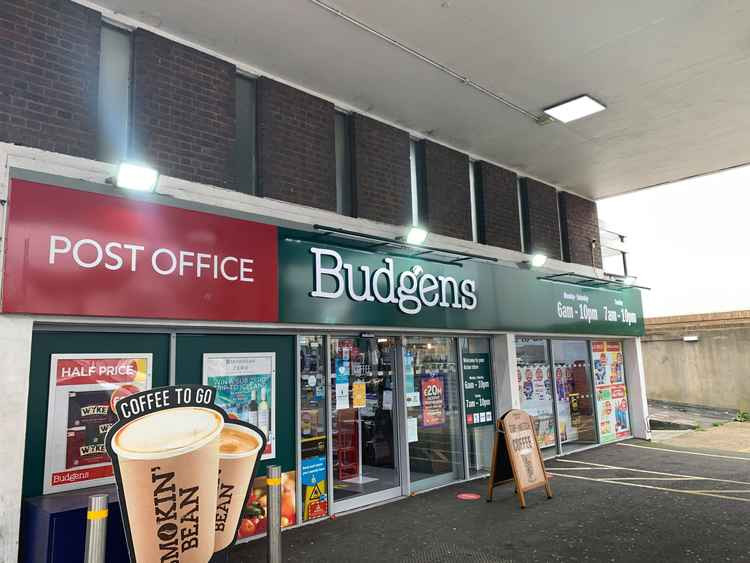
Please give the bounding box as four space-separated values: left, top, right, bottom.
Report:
520 177 561 259
476 161 521 251
131 30 235 189
558 191 602 267
422 141 472 240
352 114 411 225
0 0 100 158
257 77 336 211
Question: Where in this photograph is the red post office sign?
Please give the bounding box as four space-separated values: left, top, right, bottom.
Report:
2 179 279 321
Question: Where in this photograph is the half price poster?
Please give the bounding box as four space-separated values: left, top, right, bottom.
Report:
43 354 152 493
203 352 276 460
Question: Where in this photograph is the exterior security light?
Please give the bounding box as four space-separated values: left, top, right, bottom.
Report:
683 335 699 343
406 226 428 245
530 253 548 268
115 162 159 192
543 95 606 123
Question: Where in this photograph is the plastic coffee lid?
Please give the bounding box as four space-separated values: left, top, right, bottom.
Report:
112 407 224 460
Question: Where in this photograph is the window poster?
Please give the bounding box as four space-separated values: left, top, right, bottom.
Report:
517 362 556 448
462 353 494 427
300 436 328 522
420 374 445 427
334 358 350 410
203 352 276 459
352 381 366 409
237 470 297 541
404 350 420 407
592 341 630 443
43 354 152 493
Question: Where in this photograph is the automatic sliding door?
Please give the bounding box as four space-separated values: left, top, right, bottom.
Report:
329 336 401 512
403 336 464 492
515 337 557 450
550 340 597 454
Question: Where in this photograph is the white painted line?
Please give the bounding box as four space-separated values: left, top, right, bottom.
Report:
548 472 750 503
542 467 603 471
618 442 750 462
602 477 703 481
556 458 750 486
687 490 750 494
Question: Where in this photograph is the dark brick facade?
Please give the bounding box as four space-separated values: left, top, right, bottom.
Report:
0 0 100 158
476 161 521 251
422 141 472 240
257 77 336 211
0 0 602 257
559 191 603 267
520 177 562 260
131 30 235 188
352 114 411 225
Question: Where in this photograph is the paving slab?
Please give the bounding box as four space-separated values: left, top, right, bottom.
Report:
659 421 750 453
648 399 735 430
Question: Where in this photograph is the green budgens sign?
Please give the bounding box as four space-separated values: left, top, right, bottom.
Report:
310 247 477 315
279 229 644 336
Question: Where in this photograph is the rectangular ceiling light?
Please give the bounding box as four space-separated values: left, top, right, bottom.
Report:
544 95 606 123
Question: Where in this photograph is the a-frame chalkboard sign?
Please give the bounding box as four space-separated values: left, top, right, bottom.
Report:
487 409 553 508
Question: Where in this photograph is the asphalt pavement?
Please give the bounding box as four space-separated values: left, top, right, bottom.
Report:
228 439 750 562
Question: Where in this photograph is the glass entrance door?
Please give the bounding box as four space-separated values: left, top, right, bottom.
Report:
403 336 465 492
550 340 597 454
515 337 557 451
329 336 401 512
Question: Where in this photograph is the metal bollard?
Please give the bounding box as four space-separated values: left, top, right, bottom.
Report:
84 494 108 563
266 465 282 563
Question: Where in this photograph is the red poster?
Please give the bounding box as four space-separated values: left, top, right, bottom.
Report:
421 375 445 427
2 179 278 321
44 354 152 493
606 341 622 352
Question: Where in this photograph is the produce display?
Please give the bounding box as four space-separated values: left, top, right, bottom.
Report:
237 471 297 539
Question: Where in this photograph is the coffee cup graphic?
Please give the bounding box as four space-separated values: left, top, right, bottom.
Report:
107 386 268 562
111 405 224 562
214 423 264 552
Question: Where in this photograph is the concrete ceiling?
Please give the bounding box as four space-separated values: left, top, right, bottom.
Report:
89 0 750 199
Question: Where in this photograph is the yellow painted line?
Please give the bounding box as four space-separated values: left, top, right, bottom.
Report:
548 472 750 503
618 442 750 462
87 509 108 520
266 478 281 486
556 458 750 486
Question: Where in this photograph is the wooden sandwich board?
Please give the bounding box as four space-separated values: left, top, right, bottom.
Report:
487 409 552 508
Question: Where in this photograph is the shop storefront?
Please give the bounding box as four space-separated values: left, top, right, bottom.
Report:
3 171 646 557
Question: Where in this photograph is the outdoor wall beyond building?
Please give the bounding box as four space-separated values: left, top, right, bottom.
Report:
643 311 750 411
